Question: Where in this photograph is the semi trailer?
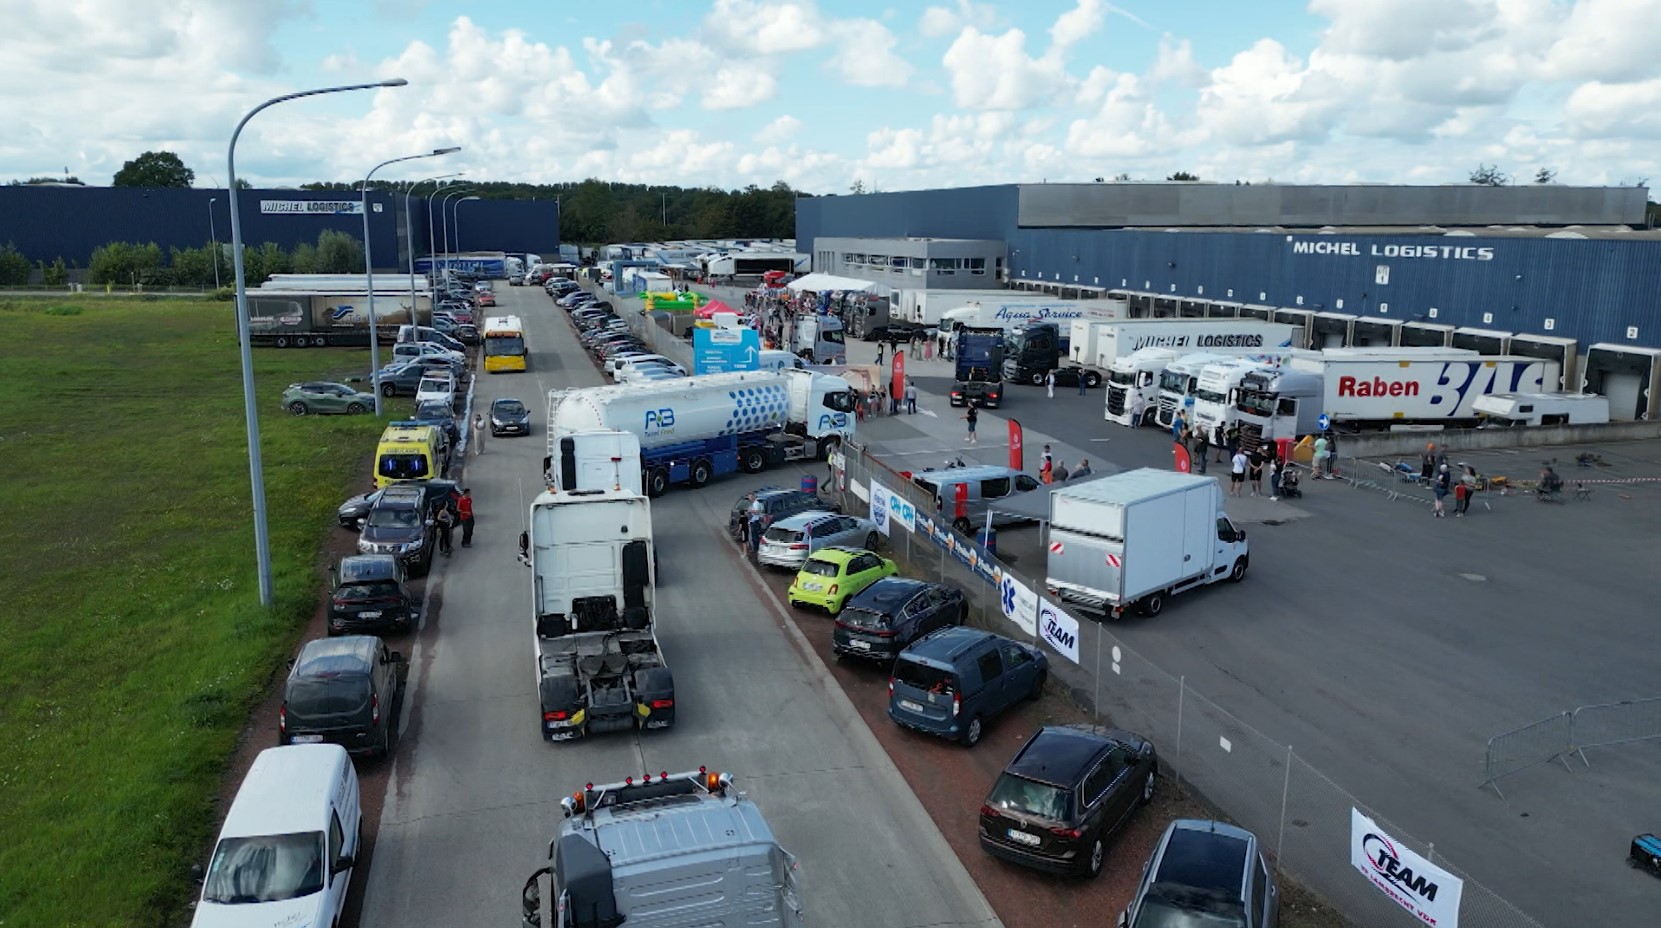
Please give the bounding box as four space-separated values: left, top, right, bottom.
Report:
247 291 427 348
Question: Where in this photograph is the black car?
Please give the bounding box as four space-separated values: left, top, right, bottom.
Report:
979 724 1158 878
832 579 966 662
490 397 531 437
726 487 835 541
412 400 461 446
279 635 405 758
328 555 419 636
337 479 459 531
356 485 442 575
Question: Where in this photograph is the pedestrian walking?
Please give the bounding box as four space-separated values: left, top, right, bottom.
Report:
1045 370 1056 399
904 380 917 414
1230 448 1249 497
1433 463 1451 517
1457 464 1478 516
1073 458 1093 479
1248 448 1264 496
1312 434 1328 478
471 414 486 455
458 488 475 548
875 340 884 365
1191 431 1208 475
1171 410 1186 442
435 503 455 557
1213 425 1227 463
963 403 979 444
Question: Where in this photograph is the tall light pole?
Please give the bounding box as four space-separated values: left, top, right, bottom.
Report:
407 173 461 326
228 77 408 607
426 176 463 279
208 197 220 290
362 147 461 416
453 195 481 256
439 187 476 275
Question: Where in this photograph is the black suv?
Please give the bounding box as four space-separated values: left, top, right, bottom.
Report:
1120 820 1279 928
356 485 442 576
832 579 966 663
328 555 419 636
338 479 458 531
727 488 839 541
279 636 406 759
979 724 1158 877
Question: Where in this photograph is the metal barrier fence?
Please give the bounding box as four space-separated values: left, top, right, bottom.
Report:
1482 697 1661 796
1572 697 1661 763
834 439 1547 928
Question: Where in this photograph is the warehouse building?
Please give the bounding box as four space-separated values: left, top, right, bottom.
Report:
796 183 1661 419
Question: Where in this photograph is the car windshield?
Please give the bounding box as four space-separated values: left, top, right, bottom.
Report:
1130 890 1248 928
415 403 449 419
377 455 430 480
486 335 526 356
986 773 1071 821
289 676 370 716
201 832 326 905
336 580 400 602
839 606 890 630
493 401 527 416
366 506 420 529
800 558 840 577
1109 369 1136 386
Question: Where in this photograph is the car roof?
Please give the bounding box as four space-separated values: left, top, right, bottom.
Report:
912 464 1021 486
899 626 1001 668
491 397 526 407
1153 820 1254 894
1004 725 1117 788
846 577 926 610
804 547 864 566
220 744 350 839
770 510 841 530
294 635 377 677
337 554 399 583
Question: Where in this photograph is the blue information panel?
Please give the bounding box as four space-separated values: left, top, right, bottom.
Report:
693 326 762 375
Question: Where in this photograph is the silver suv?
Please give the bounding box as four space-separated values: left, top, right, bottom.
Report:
1120 819 1279 928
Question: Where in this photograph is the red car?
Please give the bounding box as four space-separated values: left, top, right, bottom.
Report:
476 290 497 307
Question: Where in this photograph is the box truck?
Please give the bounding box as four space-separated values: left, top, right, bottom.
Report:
520 769 804 928
1045 469 1249 619
1011 318 1295 393
247 291 425 348
793 314 847 364
899 289 1054 327
546 369 857 497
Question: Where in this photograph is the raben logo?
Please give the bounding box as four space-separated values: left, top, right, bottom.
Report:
643 408 675 435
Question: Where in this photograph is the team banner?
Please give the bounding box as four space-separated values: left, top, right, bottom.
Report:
1037 597 1081 664
1350 809 1463 928
891 350 906 404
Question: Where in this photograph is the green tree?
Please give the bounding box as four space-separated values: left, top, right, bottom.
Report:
247 242 291 285
0 242 30 285
170 245 215 288
1468 163 1509 186
314 230 364 273
290 242 319 274
41 257 68 286
112 150 195 188
1167 171 1200 181
88 241 164 285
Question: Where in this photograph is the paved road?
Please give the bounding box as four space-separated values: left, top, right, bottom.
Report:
357 283 999 928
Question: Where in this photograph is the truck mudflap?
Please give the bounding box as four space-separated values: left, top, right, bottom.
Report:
540 675 587 742
633 667 676 731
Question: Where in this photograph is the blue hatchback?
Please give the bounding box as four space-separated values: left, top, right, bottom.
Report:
887 627 1048 747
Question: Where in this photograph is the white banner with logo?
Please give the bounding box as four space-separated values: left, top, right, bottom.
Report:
997 573 1037 636
1037 597 1081 665
867 479 914 537
869 479 892 535
1350 809 1462 927
260 199 364 215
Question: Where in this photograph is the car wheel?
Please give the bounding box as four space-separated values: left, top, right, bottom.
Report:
1029 669 1047 701
961 715 984 747
381 382 398 397
689 459 712 488
863 531 879 551
1229 558 1248 582
1028 370 1045 385
952 517 971 534
646 468 669 498
1140 591 1164 617
740 449 766 473
1084 371 1102 388
1141 769 1155 805
287 402 308 415
1085 837 1105 878
346 402 366 414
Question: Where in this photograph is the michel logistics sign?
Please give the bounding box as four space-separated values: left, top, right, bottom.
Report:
1350 808 1463 927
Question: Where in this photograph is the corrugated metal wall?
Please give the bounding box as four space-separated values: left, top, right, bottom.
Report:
795 185 1018 257
0 187 560 270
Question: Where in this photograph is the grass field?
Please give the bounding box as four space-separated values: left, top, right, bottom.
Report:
0 297 402 927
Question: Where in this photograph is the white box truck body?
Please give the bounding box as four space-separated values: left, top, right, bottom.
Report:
939 297 1128 332
1473 392 1610 427
901 289 1054 326
1086 320 1296 372
1045 469 1248 618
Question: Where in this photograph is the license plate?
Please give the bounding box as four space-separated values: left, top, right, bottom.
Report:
850 640 871 650
1007 828 1041 846
801 582 821 591
358 611 381 619
899 700 923 712
293 734 323 744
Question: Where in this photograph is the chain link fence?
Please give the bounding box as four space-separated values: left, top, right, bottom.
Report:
833 439 1548 928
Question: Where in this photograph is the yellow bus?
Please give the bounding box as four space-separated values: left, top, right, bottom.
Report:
483 315 527 373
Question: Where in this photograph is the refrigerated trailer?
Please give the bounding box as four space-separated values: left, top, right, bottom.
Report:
247 291 427 348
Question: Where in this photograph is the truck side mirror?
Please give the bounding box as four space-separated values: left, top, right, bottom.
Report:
331 853 355 875
519 531 531 559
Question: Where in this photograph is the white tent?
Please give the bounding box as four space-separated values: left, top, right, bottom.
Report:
785 273 889 296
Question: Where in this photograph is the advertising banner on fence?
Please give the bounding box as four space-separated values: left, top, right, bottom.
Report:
868 479 915 537
1350 809 1463 927
999 573 1038 635
1038 597 1081 664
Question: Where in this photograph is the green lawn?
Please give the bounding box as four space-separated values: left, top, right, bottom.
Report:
0 298 401 927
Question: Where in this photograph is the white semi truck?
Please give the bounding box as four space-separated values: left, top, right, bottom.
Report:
898 289 1059 327
546 370 857 497
1102 347 1178 425
1222 348 1563 444
1045 469 1249 619
1189 358 1278 441
793 314 846 364
1081 320 1295 427
1152 352 1238 430
520 769 804 928
527 486 673 743
542 421 645 495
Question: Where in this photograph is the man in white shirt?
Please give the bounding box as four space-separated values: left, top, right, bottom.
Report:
1230 448 1249 497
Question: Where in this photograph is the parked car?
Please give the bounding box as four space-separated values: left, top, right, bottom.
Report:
279 636 406 758
415 373 456 408
373 362 428 398
979 724 1159 877
356 485 438 576
452 323 480 345
411 400 461 447
392 340 467 367
489 397 531 437
888 627 1048 746
787 547 897 614
282 382 375 416
611 354 686 378
618 365 687 384
397 325 467 354
327 555 419 636
337 479 459 531
832 578 966 661
558 292 594 308
726 487 833 541
398 354 468 381
1120 819 1280 928
476 290 497 307
757 512 879 570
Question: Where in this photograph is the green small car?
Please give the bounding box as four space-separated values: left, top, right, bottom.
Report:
283 381 376 416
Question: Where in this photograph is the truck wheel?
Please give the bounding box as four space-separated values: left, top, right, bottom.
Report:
1028 370 1045 385
740 449 766 473
1083 371 1102 388
1140 591 1165 617
313 336 328 348
1229 558 1248 582
689 459 712 488
275 335 290 348
952 517 971 534
646 468 669 498
287 402 308 416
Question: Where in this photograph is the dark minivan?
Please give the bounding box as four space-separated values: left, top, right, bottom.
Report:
328 555 419 636
979 724 1159 878
1120 819 1279 928
832 579 966 663
886 627 1047 746
727 487 837 541
280 636 405 759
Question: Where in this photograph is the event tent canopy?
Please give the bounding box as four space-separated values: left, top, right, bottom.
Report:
694 298 741 320
785 273 889 295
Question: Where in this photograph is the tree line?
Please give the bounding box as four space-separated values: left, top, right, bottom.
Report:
0 230 366 290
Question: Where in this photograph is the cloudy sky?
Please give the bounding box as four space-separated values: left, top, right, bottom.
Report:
2 0 1657 193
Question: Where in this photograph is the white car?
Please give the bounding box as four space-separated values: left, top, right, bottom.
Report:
415 373 456 407
620 365 687 384
612 354 687 378
391 341 466 368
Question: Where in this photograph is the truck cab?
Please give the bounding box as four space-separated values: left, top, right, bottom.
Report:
1001 322 1084 386
793 314 846 364
1154 353 1233 429
1189 359 1270 441
1231 368 1323 449
952 326 1006 408
1104 348 1179 426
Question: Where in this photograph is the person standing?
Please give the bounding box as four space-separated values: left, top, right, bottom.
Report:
1045 370 1056 399
1433 463 1452 517
471 413 487 456
1268 455 1282 500
457 488 476 548
1040 445 1054 484
1191 431 1209 475
1077 374 1087 396
963 402 979 444
1129 393 1146 428
875 339 885 366
1171 410 1186 443
1323 430 1339 479
1248 447 1264 496
747 495 766 555
434 502 456 557
904 380 917 414
1311 433 1328 479
1053 460 1070 482
1230 447 1249 497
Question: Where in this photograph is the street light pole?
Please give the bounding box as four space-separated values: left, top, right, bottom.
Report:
208 197 220 290
439 187 475 275
228 77 408 607
407 173 461 328
362 147 461 416
426 178 460 281
454 195 481 256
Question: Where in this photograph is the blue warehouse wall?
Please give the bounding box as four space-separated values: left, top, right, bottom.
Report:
795 185 1019 257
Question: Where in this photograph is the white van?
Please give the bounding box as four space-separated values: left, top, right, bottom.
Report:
192 744 361 928
757 349 806 372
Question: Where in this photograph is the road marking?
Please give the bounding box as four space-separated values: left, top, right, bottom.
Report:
919 409 938 418
1089 438 1114 442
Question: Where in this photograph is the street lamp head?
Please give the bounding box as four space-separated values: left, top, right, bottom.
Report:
431 146 462 156
459 195 481 202
380 78 409 87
